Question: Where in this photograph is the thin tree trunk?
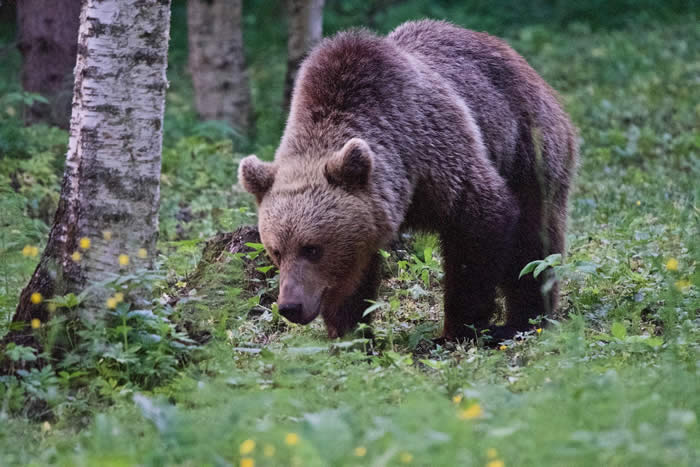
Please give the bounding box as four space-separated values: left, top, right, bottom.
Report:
2 0 171 352
17 0 81 129
283 0 324 112
187 0 251 135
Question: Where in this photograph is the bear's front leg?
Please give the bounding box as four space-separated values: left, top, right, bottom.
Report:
322 253 382 338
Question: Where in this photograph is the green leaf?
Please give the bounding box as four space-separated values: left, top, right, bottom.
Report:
420 359 448 370
611 322 627 340
385 351 413 367
519 260 541 279
389 298 400 311
644 337 663 348
247 295 261 307
5 344 38 362
362 301 384 318
543 253 562 266
533 261 550 278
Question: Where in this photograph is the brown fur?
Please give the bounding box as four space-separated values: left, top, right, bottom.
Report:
239 20 577 340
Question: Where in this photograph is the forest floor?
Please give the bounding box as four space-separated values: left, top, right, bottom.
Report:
0 3 698 466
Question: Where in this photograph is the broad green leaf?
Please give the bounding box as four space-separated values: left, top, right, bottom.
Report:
519 260 540 279
544 253 562 266
644 337 663 348
611 322 627 340
533 261 550 278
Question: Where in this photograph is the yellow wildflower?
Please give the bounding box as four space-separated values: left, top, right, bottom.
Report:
499 345 507 351
666 258 679 271
458 403 484 420
354 446 367 457
284 433 299 446
240 439 256 455
400 452 413 463
103 230 112 241
675 279 691 292
635 200 641 206
106 297 118 309
452 394 463 404
31 318 41 329
486 460 505 467
487 448 499 459
71 251 82 262
536 328 543 334
30 292 42 304
137 248 148 259
79 237 91 250
118 254 129 266
22 245 39 257
176 281 187 288
240 458 254 467
263 444 276 457
114 292 125 303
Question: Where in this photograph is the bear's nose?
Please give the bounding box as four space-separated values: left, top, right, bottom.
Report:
278 303 304 323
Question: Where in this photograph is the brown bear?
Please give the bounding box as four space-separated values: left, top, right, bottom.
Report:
238 20 577 341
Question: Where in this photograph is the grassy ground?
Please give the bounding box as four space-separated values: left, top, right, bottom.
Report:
0 1 698 466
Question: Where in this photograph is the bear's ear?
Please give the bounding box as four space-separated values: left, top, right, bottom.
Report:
238 155 277 203
324 138 373 190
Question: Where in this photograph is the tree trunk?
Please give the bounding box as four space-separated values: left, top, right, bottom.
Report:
283 0 324 112
187 0 252 135
2 0 171 352
17 0 81 129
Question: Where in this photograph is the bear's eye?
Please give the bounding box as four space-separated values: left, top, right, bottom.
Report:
271 249 281 262
300 245 322 262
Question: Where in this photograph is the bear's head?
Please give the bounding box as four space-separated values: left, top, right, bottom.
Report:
238 138 384 336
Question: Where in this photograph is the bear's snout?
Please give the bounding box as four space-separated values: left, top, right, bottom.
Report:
279 303 304 323
277 272 323 325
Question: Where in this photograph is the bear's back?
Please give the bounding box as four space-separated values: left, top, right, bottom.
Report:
389 20 574 183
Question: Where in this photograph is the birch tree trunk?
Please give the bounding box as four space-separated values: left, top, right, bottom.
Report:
2 0 171 351
187 0 251 135
283 0 324 112
17 0 81 128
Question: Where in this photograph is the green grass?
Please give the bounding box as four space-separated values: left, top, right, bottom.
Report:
0 2 698 466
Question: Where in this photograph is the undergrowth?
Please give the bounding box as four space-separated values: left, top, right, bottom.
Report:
0 1 698 466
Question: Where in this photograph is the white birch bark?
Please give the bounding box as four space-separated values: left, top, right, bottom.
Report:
187 0 251 134
5 0 171 347
283 0 324 111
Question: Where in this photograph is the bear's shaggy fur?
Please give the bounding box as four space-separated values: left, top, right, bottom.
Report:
239 20 577 340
